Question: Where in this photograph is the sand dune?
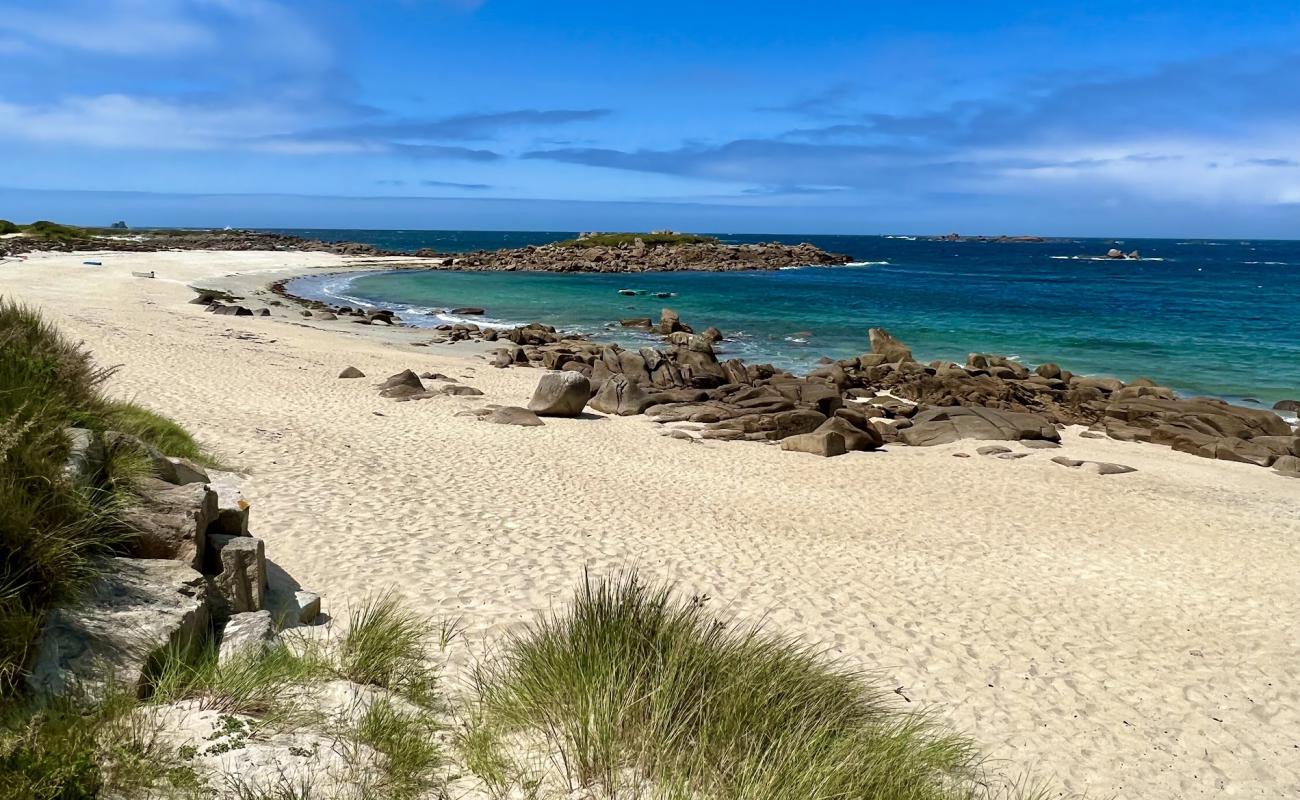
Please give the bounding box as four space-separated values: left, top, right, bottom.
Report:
3 250 1297 798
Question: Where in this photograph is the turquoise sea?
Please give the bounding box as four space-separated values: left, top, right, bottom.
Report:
278 230 1300 408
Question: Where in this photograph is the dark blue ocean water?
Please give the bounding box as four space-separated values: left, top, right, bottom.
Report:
275 229 1300 407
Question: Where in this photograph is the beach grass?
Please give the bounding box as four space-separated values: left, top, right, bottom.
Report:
103 400 215 466
0 299 217 693
340 591 439 703
0 299 123 692
468 569 1037 800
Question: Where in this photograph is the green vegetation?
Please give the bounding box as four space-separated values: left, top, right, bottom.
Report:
340 592 439 704
0 299 215 693
557 231 719 248
0 220 18 235
15 221 93 243
355 696 444 799
103 401 212 466
468 570 1044 800
0 689 184 800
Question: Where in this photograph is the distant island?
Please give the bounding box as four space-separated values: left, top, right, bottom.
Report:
0 223 851 273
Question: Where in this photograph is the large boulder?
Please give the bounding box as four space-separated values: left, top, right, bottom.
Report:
659 308 691 335
27 557 209 699
206 534 267 619
780 431 847 457
379 369 423 391
128 479 219 571
815 416 882 451
338 366 365 379
1273 399 1299 413
217 610 277 665
901 406 1060 446
528 371 591 417
868 328 914 363
590 374 653 416
702 408 827 441
155 456 210 486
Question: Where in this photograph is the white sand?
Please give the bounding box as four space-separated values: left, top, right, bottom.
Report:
3 250 1298 798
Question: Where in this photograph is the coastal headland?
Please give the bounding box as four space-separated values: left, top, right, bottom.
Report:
1 245 1296 799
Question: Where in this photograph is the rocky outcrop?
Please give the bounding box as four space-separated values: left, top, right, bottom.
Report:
901 407 1061 446
27 557 209 699
590 374 654 416
28 438 327 704
416 239 851 273
5 227 850 275
483 322 1293 469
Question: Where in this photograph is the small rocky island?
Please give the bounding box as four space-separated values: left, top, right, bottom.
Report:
412 232 851 272
0 223 850 273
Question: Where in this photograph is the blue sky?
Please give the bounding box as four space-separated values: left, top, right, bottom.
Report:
2 0 1299 236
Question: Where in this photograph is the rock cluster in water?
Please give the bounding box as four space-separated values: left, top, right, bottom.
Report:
465 308 1296 473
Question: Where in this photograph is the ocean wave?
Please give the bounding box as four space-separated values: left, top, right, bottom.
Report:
844 260 889 266
1048 255 1167 262
1242 261 1291 265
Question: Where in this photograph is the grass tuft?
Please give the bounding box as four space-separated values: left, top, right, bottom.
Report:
355 696 443 799
151 639 331 717
339 592 437 702
471 569 1034 800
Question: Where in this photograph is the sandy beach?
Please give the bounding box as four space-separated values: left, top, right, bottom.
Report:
2 249 1297 798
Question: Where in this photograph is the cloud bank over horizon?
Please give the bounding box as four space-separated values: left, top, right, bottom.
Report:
2 0 1299 236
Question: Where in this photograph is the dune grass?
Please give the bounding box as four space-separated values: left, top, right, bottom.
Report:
0 688 188 800
468 570 1042 800
339 592 439 703
355 696 444 799
103 400 214 466
0 299 216 693
0 299 123 691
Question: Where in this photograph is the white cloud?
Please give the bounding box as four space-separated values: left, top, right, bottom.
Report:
985 134 1300 206
0 94 306 150
0 0 216 56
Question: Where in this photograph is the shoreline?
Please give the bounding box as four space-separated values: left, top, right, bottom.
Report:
3 249 1298 798
271 264 1300 420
